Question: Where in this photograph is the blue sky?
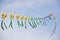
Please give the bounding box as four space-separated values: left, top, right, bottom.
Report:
0 0 60 40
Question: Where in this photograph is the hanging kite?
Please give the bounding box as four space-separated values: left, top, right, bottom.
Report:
9 14 14 29
1 13 7 30
0 12 56 36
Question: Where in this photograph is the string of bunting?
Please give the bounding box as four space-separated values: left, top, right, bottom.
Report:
0 12 56 36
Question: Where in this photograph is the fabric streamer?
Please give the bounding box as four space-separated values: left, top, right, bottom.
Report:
49 14 57 37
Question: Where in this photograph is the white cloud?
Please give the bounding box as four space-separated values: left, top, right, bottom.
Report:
1 1 34 12
32 0 54 6
1 0 55 8
1 1 33 9
1 0 55 12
